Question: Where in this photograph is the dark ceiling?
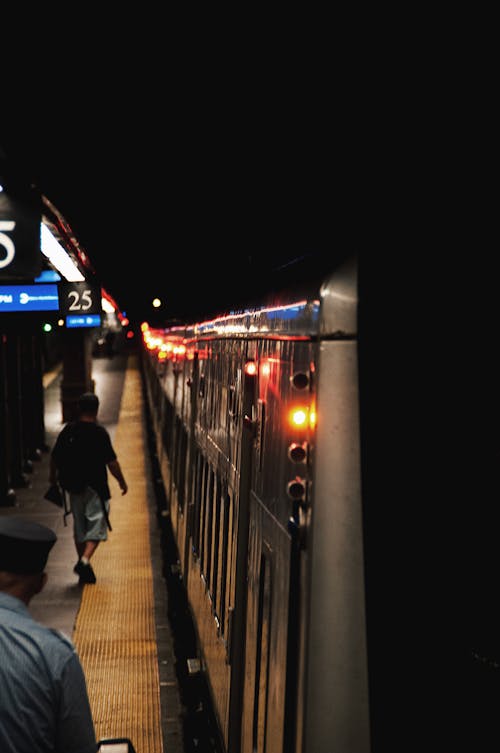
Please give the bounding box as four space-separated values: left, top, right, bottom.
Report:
0 59 353 327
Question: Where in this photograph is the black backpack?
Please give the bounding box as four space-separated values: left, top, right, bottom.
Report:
57 424 88 493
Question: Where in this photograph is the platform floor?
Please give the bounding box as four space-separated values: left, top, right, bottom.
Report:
0 351 185 753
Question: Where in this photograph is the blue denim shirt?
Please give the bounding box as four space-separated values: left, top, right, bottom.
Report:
0 591 97 753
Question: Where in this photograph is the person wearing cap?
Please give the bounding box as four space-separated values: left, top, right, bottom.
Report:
0 516 97 752
49 391 128 585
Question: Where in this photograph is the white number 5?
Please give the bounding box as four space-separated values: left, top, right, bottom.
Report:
0 221 16 269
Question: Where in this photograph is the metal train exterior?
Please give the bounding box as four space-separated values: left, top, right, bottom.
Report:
141 255 371 752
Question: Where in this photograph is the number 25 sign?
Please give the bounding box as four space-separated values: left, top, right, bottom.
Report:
58 281 102 315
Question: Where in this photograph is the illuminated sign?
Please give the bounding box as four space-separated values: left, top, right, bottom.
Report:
66 314 102 328
58 281 102 316
0 187 42 279
0 283 59 312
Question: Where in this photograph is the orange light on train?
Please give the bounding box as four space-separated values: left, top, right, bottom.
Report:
289 407 308 428
288 405 316 431
244 360 257 376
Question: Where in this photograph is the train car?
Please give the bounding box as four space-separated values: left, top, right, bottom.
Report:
141 253 371 752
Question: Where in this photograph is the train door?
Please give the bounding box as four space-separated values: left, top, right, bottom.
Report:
238 339 313 753
226 347 258 752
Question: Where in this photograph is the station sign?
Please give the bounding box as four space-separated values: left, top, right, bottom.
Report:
0 187 42 279
58 281 102 317
0 283 59 312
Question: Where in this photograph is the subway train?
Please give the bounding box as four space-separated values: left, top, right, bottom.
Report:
140 253 383 753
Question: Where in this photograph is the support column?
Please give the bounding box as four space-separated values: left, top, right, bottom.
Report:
0 332 16 506
6 333 29 487
21 333 46 460
60 328 95 423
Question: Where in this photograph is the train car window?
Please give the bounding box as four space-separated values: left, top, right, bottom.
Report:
176 422 188 511
162 399 174 461
199 459 209 576
208 359 218 431
172 415 180 493
211 474 222 617
228 384 236 418
224 490 235 641
218 488 231 636
205 468 215 593
256 399 266 472
252 552 272 753
191 449 202 557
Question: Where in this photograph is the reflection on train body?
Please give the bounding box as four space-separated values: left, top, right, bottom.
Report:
141 254 371 752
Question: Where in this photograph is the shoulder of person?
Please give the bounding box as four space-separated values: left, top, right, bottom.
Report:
47 627 77 653
94 423 112 438
59 422 78 439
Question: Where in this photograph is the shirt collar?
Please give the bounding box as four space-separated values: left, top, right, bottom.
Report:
0 591 31 617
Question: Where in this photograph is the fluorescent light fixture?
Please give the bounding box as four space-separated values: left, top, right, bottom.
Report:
101 297 115 314
40 224 85 282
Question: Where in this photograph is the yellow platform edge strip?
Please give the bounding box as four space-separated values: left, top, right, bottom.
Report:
73 355 163 753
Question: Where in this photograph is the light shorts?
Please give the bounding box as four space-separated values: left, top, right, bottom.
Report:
70 486 110 542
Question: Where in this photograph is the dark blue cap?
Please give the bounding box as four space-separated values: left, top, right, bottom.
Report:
0 517 57 574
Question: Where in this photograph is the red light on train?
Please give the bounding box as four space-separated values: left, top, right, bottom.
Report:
126 330 134 339
244 360 257 376
260 361 271 378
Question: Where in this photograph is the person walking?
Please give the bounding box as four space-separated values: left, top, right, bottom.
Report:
0 516 97 753
49 391 128 584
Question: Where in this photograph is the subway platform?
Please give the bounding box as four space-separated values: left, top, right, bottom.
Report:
0 350 187 753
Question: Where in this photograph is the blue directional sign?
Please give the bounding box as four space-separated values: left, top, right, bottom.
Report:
0 283 59 312
66 314 102 328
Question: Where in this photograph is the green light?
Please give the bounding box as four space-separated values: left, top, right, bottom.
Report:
43 323 52 333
